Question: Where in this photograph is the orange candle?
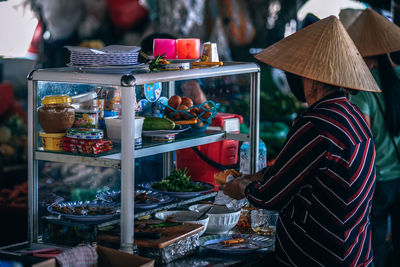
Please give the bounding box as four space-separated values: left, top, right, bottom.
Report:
176 39 200 59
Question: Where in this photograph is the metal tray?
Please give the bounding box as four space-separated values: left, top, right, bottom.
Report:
96 190 174 209
144 181 215 199
47 201 119 222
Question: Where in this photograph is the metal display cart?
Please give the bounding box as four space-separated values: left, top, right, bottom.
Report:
22 62 261 253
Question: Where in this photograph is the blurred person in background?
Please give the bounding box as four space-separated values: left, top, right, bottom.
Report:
346 8 400 267
221 16 380 266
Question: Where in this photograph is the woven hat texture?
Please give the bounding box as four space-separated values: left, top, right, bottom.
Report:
347 8 400 57
255 15 380 92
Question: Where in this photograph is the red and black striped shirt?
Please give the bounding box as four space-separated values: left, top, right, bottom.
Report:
245 92 376 266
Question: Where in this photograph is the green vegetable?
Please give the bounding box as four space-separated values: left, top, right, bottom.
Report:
143 117 175 130
152 169 210 192
150 222 183 228
149 53 168 71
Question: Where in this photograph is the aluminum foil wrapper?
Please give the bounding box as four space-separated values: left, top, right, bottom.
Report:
138 232 200 263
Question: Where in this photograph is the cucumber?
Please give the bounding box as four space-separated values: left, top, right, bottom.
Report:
142 117 175 130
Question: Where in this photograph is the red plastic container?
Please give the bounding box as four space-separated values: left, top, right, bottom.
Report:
176 113 243 189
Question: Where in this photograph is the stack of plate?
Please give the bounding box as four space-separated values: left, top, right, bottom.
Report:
66 45 140 66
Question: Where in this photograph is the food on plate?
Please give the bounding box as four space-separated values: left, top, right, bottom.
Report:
51 203 115 216
220 238 245 245
142 117 175 130
152 168 211 192
135 191 160 204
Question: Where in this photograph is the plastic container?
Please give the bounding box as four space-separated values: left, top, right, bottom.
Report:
66 128 103 140
39 132 65 151
176 113 243 188
189 204 241 234
104 116 144 142
38 95 75 133
153 38 176 59
239 139 267 175
176 39 200 59
73 109 98 128
71 92 98 109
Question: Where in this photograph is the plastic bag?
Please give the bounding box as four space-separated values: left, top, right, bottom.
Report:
214 173 248 209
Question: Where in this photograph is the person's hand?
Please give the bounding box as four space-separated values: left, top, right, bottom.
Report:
219 178 251 200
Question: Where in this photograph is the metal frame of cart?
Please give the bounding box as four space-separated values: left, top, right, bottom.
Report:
26 62 260 253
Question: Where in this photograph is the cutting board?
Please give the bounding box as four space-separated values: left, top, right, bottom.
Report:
134 220 204 249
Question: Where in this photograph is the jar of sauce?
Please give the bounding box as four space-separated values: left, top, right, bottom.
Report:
38 95 75 133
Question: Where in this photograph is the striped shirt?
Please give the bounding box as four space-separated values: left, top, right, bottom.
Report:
245 92 376 266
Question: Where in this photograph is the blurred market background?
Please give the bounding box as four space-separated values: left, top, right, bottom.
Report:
0 0 397 246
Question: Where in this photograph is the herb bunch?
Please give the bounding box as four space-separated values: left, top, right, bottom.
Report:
152 168 210 192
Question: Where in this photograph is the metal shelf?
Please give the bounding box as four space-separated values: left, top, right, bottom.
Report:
31 62 260 85
34 131 227 168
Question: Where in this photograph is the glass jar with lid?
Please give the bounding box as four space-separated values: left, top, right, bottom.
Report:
38 95 75 133
71 92 99 128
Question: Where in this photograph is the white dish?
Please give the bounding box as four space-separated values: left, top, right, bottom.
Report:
154 210 209 236
104 116 144 141
189 204 241 234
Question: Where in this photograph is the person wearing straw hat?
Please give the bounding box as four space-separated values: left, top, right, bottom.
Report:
346 8 400 267
220 15 380 266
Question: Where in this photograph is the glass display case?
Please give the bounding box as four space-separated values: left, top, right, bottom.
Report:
23 62 260 253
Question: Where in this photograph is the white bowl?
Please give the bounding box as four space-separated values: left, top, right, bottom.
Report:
104 116 144 141
154 210 209 236
188 204 241 234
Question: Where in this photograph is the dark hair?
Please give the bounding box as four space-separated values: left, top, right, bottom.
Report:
377 54 400 136
140 33 176 54
301 13 320 29
285 71 306 102
390 50 400 65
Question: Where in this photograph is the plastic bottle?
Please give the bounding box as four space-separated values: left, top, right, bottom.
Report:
240 139 267 175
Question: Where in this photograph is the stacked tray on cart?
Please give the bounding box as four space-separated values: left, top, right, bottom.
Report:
65 45 140 66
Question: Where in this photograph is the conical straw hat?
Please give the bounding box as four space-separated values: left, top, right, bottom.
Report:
255 16 380 92
347 8 400 57
338 8 363 29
